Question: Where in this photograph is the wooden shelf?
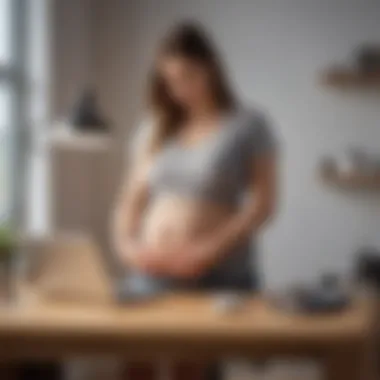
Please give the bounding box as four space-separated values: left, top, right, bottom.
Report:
321 68 380 89
321 171 380 190
47 124 112 152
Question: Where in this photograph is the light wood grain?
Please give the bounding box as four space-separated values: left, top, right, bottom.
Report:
0 295 376 379
0 295 372 344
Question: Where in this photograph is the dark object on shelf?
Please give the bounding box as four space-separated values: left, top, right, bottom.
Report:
320 273 340 289
70 87 109 133
355 246 380 289
347 146 380 174
355 45 380 75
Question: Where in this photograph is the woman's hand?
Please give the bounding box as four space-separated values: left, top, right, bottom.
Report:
162 242 218 279
120 240 219 279
120 243 168 275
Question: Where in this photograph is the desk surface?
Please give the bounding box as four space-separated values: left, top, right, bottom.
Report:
0 294 373 345
0 295 376 377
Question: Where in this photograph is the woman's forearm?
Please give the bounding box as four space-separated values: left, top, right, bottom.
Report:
112 201 144 264
113 226 138 259
112 172 149 263
207 154 277 262
205 201 274 262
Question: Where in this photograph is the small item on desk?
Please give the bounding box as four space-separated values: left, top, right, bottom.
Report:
212 293 246 315
269 274 351 314
114 275 163 304
355 45 380 75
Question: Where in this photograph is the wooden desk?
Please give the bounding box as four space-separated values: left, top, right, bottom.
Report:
0 294 376 380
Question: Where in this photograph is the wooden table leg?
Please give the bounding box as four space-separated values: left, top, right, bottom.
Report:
0 363 17 380
323 343 376 380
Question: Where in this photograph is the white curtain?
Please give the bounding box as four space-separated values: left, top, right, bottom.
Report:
26 0 52 234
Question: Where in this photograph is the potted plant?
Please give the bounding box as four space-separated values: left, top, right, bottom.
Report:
0 225 17 303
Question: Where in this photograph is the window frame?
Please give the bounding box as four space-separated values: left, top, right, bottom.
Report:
0 0 28 226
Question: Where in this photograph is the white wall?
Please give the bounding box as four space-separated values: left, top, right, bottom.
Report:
45 0 119 270
54 0 380 287
29 0 94 234
51 0 94 118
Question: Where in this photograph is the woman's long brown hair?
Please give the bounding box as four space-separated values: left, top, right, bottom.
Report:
147 21 237 153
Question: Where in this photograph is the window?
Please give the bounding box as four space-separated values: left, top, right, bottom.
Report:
0 0 49 227
27 0 51 233
0 0 28 224
0 86 12 221
0 0 12 221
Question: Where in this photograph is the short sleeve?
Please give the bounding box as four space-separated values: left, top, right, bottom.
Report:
246 112 278 156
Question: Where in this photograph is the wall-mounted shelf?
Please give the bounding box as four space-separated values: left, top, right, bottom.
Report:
47 125 112 152
321 171 380 191
321 68 380 90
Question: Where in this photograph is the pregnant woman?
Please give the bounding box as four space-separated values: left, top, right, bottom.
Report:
112 22 278 380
